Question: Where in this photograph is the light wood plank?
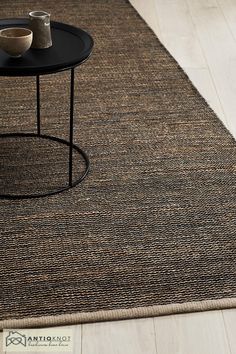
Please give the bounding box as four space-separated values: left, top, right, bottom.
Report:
71 325 82 354
0 332 4 354
218 0 236 134
153 0 207 69
222 309 236 354
186 0 236 137
129 0 163 40
218 0 236 41
154 310 231 354
184 67 228 127
82 318 157 354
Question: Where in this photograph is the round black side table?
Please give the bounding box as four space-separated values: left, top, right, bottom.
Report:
0 19 94 199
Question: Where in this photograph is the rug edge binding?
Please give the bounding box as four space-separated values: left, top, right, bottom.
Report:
1 298 236 330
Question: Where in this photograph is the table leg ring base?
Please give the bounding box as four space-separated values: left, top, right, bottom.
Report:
0 133 90 200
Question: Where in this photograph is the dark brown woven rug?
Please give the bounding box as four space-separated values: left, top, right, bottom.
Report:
0 0 236 329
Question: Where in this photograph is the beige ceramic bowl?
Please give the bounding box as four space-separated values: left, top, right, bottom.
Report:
0 27 33 57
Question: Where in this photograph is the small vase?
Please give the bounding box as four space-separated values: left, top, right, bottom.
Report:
29 11 52 49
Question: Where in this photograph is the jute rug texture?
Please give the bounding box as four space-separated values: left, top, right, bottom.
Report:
0 0 236 328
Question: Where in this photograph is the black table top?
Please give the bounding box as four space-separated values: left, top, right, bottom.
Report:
0 19 94 76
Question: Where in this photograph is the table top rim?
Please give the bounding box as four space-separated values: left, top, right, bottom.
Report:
0 18 94 76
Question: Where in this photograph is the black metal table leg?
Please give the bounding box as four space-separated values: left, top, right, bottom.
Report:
0 67 90 199
69 68 74 187
36 75 41 136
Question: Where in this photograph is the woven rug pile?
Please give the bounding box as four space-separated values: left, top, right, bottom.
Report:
0 0 236 329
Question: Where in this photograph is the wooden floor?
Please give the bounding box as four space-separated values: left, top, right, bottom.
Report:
1 1 236 353
130 0 236 140
1 310 236 353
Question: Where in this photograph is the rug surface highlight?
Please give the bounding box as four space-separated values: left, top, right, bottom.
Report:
0 0 236 329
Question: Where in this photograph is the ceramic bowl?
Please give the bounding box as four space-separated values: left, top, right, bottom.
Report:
0 27 33 57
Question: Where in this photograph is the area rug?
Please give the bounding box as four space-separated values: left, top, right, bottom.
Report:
0 0 236 329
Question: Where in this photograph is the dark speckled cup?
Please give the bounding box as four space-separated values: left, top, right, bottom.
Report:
29 11 52 49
